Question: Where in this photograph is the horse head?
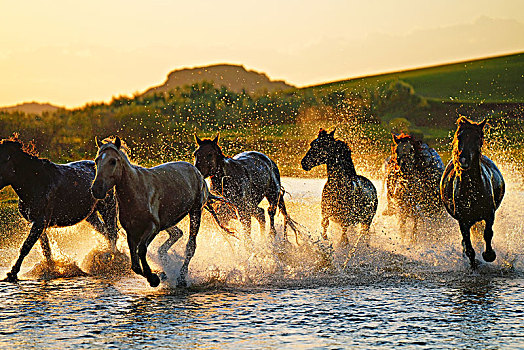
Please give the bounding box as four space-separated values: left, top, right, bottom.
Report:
0 136 38 188
452 117 487 171
92 136 125 199
392 133 421 174
193 134 224 178
301 128 337 171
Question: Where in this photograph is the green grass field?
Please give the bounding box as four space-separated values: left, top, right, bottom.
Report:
306 52 524 103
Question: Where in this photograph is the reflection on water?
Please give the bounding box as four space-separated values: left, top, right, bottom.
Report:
0 177 523 348
1 276 523 349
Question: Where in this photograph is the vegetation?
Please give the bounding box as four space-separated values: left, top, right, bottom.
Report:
0 52 522 185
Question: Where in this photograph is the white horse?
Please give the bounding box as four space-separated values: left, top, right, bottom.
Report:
91 136 232 287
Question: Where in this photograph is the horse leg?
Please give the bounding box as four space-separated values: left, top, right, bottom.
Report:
127 234 142 277
86 211 116 252
482 213 497 263
94 195 119 252
4 221 46 282
459 221 477 268
158 226 183 259
178 209 202 288
254 207 267 235
321 216 330 240
339 225 349 247
277 198 299 243
39 231 54 264
137 222 161 287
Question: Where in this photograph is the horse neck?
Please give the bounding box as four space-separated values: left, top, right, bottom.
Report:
10 153 54 200
114 155 142 203
326 142 356 180
209 156 228 191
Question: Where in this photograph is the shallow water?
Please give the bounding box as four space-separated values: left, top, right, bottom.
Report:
1 177 523 349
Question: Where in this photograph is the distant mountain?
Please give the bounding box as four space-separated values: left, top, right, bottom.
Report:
0 102 61 115
144 64 295 96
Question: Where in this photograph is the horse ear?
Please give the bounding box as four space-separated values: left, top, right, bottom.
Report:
114 136 121 149
392 133 400 144
95 136 103 148
479 119 488 129
213 133 220 144
457 116 470 126
195 134 203 145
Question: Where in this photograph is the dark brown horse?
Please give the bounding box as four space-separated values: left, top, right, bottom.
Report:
301 129 378 245
91 136 231 287
440 117 505 268
1 137 118 282
384 133 445 237
193 135 299 242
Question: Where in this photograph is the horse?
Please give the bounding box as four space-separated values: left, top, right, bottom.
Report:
301 129 378 245
383 133 445 238
440 117 505 268
193 134 299 242
91 136 232 287
0 136 118 282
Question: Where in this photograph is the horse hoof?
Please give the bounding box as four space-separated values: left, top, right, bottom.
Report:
147 274 161 288
3 272 18 283
482 250 496 263
469 259 481 270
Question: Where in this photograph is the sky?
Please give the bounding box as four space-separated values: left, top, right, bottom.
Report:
1 0 523 108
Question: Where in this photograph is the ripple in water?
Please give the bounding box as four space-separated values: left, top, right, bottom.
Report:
0 175 523 349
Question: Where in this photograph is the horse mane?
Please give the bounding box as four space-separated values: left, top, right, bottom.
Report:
333 139 357 177
99 136 134 165
0 134 39 157
198 138 227 159
391 133 425 167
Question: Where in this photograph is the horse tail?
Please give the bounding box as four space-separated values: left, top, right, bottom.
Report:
205 194 239 239
277 186 301 244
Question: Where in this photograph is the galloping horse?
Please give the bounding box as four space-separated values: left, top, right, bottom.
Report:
440 117 505 268
91 136 230 287
193 135 299 242
384 133 445 237
301 129 378 245
1 136 118 282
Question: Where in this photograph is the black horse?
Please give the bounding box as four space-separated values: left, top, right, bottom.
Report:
0 137 118 282
383 133 445 237
193 135 298 241
301 129 378 245
440 117 505 267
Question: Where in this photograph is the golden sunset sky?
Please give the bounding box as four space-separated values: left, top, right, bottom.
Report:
1 0 523 108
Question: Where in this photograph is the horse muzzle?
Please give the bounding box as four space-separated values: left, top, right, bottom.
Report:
301 158 313 171
91 181 109 199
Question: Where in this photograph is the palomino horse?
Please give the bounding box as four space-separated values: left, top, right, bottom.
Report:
91 136 230 287
440 117 505 268
193 135 299 242
383 133 445 238
1 136 118 282
301 129 378 245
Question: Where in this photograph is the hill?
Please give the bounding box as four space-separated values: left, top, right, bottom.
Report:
144 64 295 96
0 102 61 115
307 52 524 103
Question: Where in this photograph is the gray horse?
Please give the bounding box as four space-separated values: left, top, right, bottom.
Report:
91 136 231 287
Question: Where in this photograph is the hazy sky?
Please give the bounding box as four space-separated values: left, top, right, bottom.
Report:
1 0 523 108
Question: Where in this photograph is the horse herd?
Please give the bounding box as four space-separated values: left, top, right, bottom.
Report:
0 116 505 287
